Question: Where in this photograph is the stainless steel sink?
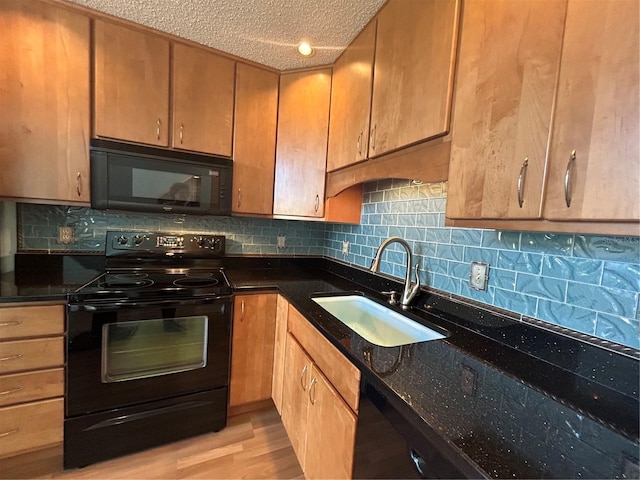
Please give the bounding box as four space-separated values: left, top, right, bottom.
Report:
312 294 446 347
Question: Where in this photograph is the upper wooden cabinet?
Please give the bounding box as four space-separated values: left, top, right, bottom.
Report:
94 22 236 156
0 0 90 204
542 0 639 223
273 69 332 218
368 0 460 158
326 20 376 172
94 20 170 147
172 44 235 156
447 0 639 235
233 64 279 215
446 0 567 220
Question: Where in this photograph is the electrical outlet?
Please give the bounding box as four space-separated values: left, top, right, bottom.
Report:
58 226 75 244
277 234 286 249
342 240 350 255
469 261 489 291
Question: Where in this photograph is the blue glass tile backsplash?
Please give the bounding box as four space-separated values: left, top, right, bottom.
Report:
17 179 640 350
324 180 640 350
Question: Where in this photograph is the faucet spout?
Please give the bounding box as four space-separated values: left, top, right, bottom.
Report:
370 237 421 310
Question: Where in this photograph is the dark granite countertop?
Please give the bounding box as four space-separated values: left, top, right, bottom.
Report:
225 258 640 480
4 254 639 478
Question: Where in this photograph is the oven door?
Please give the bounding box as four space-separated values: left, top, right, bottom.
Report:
66 296 231 417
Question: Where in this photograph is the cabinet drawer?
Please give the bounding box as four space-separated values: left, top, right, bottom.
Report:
0 338 64 374
0 305 64 340
0 398 63 458
0 368 64 407
287 306 360 412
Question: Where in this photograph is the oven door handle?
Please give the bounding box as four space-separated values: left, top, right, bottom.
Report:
68 296 231 312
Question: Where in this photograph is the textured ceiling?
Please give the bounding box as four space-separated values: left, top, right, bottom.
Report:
67 0 387 70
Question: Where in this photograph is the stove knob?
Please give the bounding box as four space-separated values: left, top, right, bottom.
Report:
117 235 128 245
133 234 147 246
193 236 205 248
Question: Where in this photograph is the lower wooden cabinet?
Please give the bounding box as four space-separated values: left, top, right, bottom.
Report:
280 306 359 480
229 293 277 408
0 398 63 459
0 303 65 477
271 295 290 414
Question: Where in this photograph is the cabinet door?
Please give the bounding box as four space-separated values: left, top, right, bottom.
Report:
327 20 376 172
273 69 332 217
280 335 312 470
271 295 289 414
446 0 567 220
229 294 277 407
0 0 90 203
304 365 357 480
369 0 459 157
94 20 170 146
543 0 639 222
233 64 279 215
173 44 235 156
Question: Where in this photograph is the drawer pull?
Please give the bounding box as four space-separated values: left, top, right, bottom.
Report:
0 428 20 438
0 321 22 327
0 354 23 362
0 387 22 396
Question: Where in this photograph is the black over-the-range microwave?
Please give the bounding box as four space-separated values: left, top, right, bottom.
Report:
90 139 233 216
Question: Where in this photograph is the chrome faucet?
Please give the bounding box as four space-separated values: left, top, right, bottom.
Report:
370 237 421 310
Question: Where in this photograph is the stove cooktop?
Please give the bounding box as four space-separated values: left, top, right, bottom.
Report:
69 231 233 302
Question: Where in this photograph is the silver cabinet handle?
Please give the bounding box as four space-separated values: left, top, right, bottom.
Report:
156 118 161 141
240 300 245 321
0 354 22 362
300 365 308 391
237 188 242 208
0 428 20 438
517 158 528 208
356 130 363 157
314 194 320 213
370 124 377 152
179 123 184 144
0 387 22 396
0 321 21 327
564 149 576 207
308 377 317 405
76 172 82 197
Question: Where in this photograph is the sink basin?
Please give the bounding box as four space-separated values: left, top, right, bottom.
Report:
312 294 446 347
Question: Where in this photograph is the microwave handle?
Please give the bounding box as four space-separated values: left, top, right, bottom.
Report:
68 296 231 312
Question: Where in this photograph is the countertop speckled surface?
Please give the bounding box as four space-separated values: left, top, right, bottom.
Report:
4 255 639 478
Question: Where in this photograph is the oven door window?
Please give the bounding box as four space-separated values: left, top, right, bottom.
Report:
101 316 208 383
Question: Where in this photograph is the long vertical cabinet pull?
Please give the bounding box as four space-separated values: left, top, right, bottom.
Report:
156 119 162 141
308 377 317 405
314 195 320 213
179 123 184 144
564 150 576 207
240 300 245 321
76 172 82 197
517 158 528 208
300 365 308 391
356 131 363 157
369 124 377 152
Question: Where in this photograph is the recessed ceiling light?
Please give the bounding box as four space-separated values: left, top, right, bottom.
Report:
297 42 314 57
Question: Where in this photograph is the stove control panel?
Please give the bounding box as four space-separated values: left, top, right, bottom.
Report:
106 231 225 256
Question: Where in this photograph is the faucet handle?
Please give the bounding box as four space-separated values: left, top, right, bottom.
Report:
381 290 400 305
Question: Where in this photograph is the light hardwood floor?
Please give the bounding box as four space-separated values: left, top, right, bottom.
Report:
53 406 303 479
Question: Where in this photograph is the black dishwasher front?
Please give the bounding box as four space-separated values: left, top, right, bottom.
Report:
353 374 486 479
